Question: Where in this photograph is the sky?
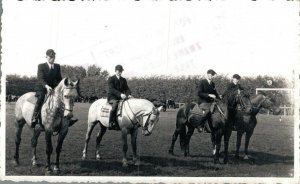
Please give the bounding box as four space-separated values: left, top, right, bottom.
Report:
2 1 299 80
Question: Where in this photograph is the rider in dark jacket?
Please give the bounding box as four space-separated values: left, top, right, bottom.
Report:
107 65 132 130
197 69 221 132
32 49 78 129
223 74 245 130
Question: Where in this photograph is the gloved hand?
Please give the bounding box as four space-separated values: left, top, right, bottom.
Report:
121 94 127 99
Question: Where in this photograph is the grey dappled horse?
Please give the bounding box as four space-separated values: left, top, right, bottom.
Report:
168 101 228 163
14 78 79 174
82 98 163 167
223 93 281 163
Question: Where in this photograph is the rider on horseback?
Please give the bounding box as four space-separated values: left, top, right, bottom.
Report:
31 49 78 129
107 65 133 130
197 69 221 132
222 74 247 130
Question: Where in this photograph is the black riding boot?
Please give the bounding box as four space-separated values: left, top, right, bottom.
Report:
108 111 117 130
31 111 39 128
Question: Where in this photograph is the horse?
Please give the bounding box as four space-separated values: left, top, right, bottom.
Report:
14 78 79 174
168 100 228 163
166 99 176 109
223 93 281 163
82 98 163 167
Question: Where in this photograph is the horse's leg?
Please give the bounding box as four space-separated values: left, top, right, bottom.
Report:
235 131 243 159
45 130 53 174
211 132 217 161
131 128 140 166
121 128 129 167
213 131 222 164
169 124 184 155
95 124 107 160
82 121 97 160
184 126 194 157
244 131 253 160
31 127 42 166
53 127 68 174
13 119 25 165
223 128 232 164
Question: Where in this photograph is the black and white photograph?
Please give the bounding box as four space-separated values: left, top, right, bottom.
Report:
1 0 299 183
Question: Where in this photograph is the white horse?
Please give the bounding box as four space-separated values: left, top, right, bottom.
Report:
14 78 79 175
82 98 163 167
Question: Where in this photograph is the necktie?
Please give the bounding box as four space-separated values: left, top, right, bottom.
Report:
51 65 54 70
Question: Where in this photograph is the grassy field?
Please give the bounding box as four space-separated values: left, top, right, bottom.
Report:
5 102 294 177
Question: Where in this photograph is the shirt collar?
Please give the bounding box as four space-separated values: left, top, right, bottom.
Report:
47 62 54 69
206 78 211 84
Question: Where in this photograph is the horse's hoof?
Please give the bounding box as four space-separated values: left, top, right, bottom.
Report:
82 155 87 160
13 160 19 166
31 159 37 167
45 169 52 176
223 158 228 164
122 159 128 167
133 158 140 166
53 166 60 175
243 155 249 160
96 154 101 160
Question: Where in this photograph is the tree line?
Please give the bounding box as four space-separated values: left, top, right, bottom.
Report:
6 64 292 106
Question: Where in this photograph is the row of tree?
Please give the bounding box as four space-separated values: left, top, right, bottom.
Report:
6 64 292 106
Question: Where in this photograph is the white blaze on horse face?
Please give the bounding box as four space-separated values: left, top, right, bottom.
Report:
62 84 78 118
142 106 162 136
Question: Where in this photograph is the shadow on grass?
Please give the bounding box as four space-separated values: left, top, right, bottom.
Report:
64 155 222 176
221 150 293 166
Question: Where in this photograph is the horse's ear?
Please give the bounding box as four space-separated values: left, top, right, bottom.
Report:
64 78 69 86
73 79 80 86
157 106 163 112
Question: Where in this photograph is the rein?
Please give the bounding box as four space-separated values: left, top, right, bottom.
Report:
237 94 269 112
44 85 77 136
125 100 153 134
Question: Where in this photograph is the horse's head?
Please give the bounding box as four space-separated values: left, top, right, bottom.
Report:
252 94 281 115
260 96 281 115
141 106 163 136
58 78 79 118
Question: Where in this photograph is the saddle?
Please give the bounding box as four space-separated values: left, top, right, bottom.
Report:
26 92 49 105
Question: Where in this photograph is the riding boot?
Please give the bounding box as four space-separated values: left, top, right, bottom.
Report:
108 112 116 130
31 111 39 128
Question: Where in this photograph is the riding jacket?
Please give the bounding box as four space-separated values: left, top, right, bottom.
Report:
197 79 220 104
35 62 62 92
107 75 131 102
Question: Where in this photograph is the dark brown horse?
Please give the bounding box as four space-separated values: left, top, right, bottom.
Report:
168 101 227 163
223 93 281 163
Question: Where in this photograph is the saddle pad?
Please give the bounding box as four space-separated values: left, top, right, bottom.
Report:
100 101 124 118
100 104 111 118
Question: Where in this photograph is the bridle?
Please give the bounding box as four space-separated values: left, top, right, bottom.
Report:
60 86 78 113
237 94 270 112
125 100 155 135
